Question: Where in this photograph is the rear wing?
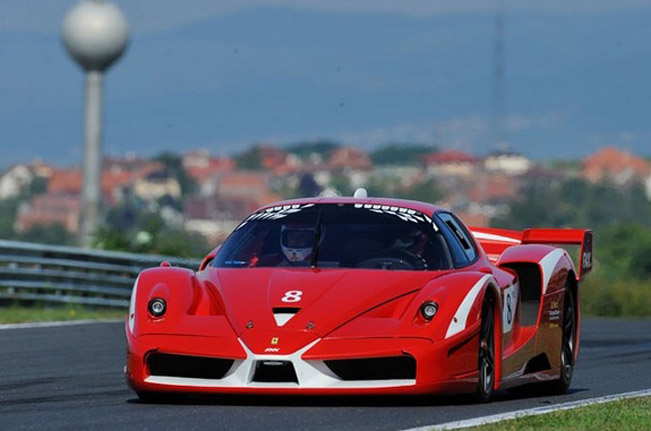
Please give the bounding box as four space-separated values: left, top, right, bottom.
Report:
470 227 593 280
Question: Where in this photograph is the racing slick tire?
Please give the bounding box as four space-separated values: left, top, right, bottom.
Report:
475 295 496 402
547 282 576 394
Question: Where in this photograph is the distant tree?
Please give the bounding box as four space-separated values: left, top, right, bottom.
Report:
595 224 651 280
364 177 399 198
235 146 264 170
493 178 651 230
491 182 560 230
25 176 47 197
16 224 73 245
0 198 19 240
546 159 582 173
134 211 166 238
105 203 140 232
157 194 182 212
285 140 340 160
94 208 210 257
92 226 132 252
151 229 211 258
153 152 197 196
365 177 442 203
330 175 354 196
401 179 443 204
297 174 322 197
370 143 437 166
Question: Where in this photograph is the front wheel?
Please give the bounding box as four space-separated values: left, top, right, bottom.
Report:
476 296 496 402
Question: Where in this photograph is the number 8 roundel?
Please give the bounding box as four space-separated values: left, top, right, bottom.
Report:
281 290 303 303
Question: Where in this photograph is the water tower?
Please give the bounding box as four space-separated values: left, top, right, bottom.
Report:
62 0 129 246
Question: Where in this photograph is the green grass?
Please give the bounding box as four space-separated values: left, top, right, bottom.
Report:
581 276 651 317
466 396 651 431
0 305 126 324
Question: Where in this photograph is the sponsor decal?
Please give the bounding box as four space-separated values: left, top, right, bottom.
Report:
582 251 592 270
502 283 518 333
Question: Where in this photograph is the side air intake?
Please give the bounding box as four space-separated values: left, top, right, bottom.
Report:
146 353 234 379
324 356 416 380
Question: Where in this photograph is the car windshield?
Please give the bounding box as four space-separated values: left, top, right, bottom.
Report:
212 203 452 271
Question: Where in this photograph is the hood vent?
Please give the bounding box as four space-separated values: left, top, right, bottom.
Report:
272 307 300 327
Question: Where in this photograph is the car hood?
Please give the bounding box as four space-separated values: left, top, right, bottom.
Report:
206 267 443 354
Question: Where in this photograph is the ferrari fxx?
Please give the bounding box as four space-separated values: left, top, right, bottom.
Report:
125 194 592 401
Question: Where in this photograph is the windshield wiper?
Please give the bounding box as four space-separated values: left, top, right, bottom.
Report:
310 209 323 268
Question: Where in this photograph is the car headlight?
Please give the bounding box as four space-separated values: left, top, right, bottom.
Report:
420 301 438 320
148 298 167 317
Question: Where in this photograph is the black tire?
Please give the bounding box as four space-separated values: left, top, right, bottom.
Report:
476 296 496 402
548 285 576 394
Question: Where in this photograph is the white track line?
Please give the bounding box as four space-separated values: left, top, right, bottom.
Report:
0 318 124 330
401 388 651 431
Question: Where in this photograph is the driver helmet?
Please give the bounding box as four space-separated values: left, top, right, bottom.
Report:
395 228 427 249
280 224 324 262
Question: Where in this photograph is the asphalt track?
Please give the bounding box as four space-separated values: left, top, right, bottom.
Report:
1 318 650 431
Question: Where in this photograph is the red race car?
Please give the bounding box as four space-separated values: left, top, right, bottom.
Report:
125 194 592 402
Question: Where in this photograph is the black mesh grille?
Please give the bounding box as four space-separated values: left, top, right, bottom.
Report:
324 356 416 380
252 360 298 383
272 307 301 314
146 353 234 379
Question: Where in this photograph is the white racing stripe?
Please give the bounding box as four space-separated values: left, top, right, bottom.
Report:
471 231 521 244
445 274 492 339
399 388 651 431
0 318 124 330
539 248 567 294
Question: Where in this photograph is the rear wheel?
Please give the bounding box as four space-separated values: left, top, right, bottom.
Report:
548 285 576 394
476 296 496 402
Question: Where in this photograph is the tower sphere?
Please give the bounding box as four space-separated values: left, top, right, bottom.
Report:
62 0 129 72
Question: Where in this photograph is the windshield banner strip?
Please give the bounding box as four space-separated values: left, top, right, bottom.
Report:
354 203 432 224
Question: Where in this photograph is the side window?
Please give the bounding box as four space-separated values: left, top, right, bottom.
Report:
436 212 477 267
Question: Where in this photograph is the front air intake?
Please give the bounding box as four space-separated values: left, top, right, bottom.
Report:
324 356 416 380
252 360 299 383
146 353 234 379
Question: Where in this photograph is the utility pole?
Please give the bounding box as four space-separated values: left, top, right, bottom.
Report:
493 0 507 151
62 0 129 247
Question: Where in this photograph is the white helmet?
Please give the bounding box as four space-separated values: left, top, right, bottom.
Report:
280 224 320 263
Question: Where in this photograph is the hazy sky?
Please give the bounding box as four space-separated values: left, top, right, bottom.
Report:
1 0 651 168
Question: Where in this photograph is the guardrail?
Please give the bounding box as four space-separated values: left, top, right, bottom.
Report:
0 240 201 308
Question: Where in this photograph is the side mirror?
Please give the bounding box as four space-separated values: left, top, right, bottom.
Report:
199 246 221 271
